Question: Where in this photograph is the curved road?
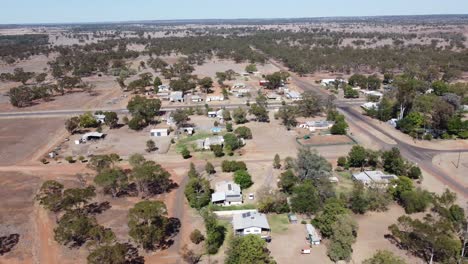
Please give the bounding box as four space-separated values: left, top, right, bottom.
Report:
285 65 468 197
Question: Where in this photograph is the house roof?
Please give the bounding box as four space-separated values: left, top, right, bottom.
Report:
215 181 241 194
170 91 183 99
150 128 168 132
205 136 224 146
211 192 226 202
232 211 270 231
286 91 302 98
353 171 397 184
305 120 334 128
82 132 104 140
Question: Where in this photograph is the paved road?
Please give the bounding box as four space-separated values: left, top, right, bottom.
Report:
0 99 364 119
279 63 468 197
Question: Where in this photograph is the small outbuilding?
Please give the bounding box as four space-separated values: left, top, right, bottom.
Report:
150 128 169 137
288 213 298 224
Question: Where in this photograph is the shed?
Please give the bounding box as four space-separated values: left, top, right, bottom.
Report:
150 128 169 137
81 132 104 142
288 214 298 224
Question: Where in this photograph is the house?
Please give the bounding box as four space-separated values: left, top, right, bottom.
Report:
191 95 203 102
267 93 281 100
306 224 321 245
206 96 224 102
321 79 337 86
196 136 224 150
361 102 378 111
352 170 398 186
299 120 335 132
79 132 105 144
157 92 170 100
158 84 171 92
232 211 271 239
286 91 302 101
360 90 383 98
208 111 217 118
211 181 242 206
234 89 250 97
180 127 194 135
233 83 246 89
150 128 169 137
216 109 224 119
169 91 184 102
93 114 106 124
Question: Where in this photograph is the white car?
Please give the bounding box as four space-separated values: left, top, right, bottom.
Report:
248 193 254 200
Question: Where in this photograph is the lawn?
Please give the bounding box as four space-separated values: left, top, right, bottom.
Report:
267 214 289 234
335 171 354 195
175 132 212 152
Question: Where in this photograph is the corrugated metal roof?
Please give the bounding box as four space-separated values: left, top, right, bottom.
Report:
232 211 270 231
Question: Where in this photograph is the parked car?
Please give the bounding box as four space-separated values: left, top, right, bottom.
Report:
301 248 311 254
248 193 254 200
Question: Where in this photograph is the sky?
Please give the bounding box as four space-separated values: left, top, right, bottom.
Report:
1 0 468 24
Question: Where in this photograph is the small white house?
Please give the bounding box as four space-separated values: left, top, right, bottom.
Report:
208 111 217 118
150 128 169 137
169 91 184 102
158 84 171 92
360 90 383 98
352 170 398 187
361 102 379 111
206 96 224 102
286 91 302 101
232 83 246 89
93 114 106 124
191 95 203 102
299 120 335 132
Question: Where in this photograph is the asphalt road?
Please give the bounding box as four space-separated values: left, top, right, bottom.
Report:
284 66 468 197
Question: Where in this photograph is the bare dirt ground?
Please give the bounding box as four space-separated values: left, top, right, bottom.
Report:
433 152 468 186
298 134 354 146
268 216 332 264
352 204 423 263
0 118 66 166
0 75 128 113
59 125 172 160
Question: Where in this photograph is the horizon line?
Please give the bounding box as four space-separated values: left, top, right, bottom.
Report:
1 13 467 26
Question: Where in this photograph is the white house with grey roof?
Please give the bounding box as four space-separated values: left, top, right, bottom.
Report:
299 120 335 132
232 211 271 239
169 91 184 102
352 170 398 187
211 181 243 206
196 136 224 150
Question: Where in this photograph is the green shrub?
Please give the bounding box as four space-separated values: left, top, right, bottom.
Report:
233 170 253 189
221 160 247 172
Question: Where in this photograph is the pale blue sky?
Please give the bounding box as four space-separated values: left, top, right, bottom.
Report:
1 0 468 24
